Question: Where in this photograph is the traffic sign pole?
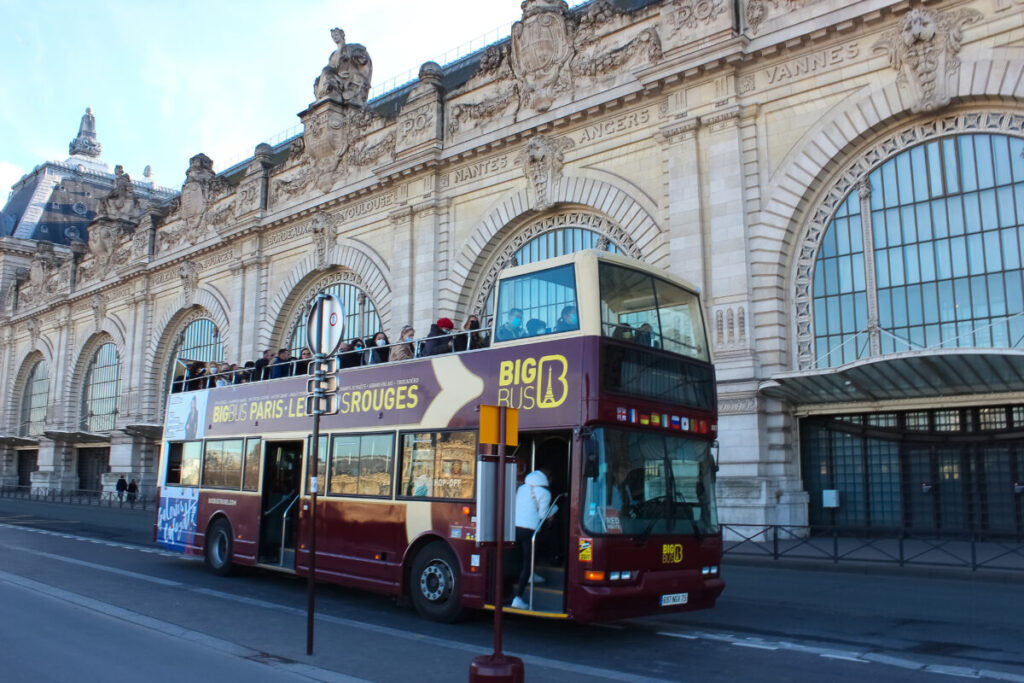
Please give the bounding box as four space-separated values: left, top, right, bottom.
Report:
470 405 524 682
304 291 344 656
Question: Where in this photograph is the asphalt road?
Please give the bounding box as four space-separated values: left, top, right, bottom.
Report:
0 498 1022 682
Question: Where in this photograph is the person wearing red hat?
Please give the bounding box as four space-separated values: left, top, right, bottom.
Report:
422 317 455 356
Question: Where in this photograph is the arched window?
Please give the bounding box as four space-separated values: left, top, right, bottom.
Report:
81 343 121 432
482 227 620 322
165 318 225 391
289 282 381 352
812 133 1024 368
19 360 49 437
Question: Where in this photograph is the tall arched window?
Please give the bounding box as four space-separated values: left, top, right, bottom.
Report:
81 343 121 433
482 227 620 322
19 360 49 437
812 133 1024 368
289 282 381 352
165 318 225 391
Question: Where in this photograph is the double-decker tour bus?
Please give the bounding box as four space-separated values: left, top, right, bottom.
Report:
155 249 723 622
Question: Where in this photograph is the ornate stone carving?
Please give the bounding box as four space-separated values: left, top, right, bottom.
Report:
179 260 199 306
178 153 228 245
98 165 142 223
664 0 728 35
519 135 575 210
90 293 106 329
18 244 67 310
714 304 748 351
874 7 982 114
745 1 766 34
86 221 120 272
310 212 337 271
794 111 1024 369
511 0 575 113
69 107 102 158
313 28 372 107
26 317 40 343
277 106 388 198
449 2 662 136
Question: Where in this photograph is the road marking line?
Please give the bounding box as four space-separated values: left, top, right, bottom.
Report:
2 545 182 587
732 642 779 651
924 664 982 678
657 631 698 640
820 653 868 663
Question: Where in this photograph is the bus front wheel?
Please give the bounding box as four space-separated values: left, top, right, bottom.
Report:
204 518 234 577
410 541 464 622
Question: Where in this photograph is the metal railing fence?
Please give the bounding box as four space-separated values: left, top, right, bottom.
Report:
722 523 1024 572
0 485 151 511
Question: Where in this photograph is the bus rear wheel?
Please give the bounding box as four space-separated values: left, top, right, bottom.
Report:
410 541 464 622
205 518 234 577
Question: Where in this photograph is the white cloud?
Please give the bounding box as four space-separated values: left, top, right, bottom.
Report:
0 161 27 197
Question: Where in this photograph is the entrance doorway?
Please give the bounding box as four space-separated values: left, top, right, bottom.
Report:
505 431 571 614
77 447 110 493
17 450 38 488
258 441 303 567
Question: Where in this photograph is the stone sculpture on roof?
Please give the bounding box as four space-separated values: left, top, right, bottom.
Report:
69 107 102 158
314 28 373 107
98 165 142 223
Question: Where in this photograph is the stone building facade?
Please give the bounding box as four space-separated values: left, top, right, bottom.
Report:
1 0 1022 533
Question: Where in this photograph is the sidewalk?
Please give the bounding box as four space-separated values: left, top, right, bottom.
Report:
0 496 153 544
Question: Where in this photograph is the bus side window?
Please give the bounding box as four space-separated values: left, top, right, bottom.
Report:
166 443 183 485
399 431 475 500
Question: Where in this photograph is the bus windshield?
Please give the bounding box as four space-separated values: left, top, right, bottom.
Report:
583 427 719 538
599 262 708 361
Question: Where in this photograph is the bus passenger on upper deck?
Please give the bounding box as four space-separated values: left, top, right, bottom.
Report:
422 318 455 356
554 305 579 333
526 318 547 336
497 308 526 341
367 332 390 364
453 315 487 352
270 348 293 379
339 339 363 368
253 349 274 381
391 326 416 361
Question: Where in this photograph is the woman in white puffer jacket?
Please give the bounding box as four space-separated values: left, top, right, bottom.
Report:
511 469 555 609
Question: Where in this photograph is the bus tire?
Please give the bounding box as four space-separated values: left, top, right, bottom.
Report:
410 541 464 623
204 518 234 577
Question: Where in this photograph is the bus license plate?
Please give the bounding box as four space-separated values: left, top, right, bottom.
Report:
660 592 688 606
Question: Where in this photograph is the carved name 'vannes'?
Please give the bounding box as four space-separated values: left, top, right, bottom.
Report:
764 42 860 86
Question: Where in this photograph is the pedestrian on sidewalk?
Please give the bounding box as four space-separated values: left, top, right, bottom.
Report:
127 479 138 506
115 475 127 506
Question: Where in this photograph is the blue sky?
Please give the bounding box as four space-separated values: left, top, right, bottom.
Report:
0 1 584 196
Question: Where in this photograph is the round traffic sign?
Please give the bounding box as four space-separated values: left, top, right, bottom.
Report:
306 293 346 356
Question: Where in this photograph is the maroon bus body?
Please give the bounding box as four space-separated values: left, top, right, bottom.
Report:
157 335 724 622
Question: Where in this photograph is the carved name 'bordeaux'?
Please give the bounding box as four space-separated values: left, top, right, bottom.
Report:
765 42 860 86
265 221 313 249
577 109 652 144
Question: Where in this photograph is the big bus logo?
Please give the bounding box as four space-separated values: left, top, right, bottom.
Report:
662 543 684 564
497 354 568 410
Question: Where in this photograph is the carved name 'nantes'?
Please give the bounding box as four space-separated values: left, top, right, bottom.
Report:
577 109 652 145
765 42 860 86
450 155 511 186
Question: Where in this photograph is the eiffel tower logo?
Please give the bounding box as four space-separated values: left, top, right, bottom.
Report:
543 364 556 405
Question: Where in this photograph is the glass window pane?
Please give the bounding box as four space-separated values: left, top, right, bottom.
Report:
498 263 578 342
943 138 960 193
242 439 261 491
852 253 865 291
399 431 475 500
992 136 1012 185
904 245 920 283
911 145 929 202
959 136 977 192
947 196 965 235
932 199 949 238
927 141 944 197
950 236 968 277
975 135 994 189
998 186 1016 228
918 242 936 282
922 282 939 324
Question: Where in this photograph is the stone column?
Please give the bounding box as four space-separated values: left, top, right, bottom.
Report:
388 207 415 335
33 437 77 493
0 444 17 488
103 430 157 495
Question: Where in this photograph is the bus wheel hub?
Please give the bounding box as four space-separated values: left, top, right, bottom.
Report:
420 562 450 601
